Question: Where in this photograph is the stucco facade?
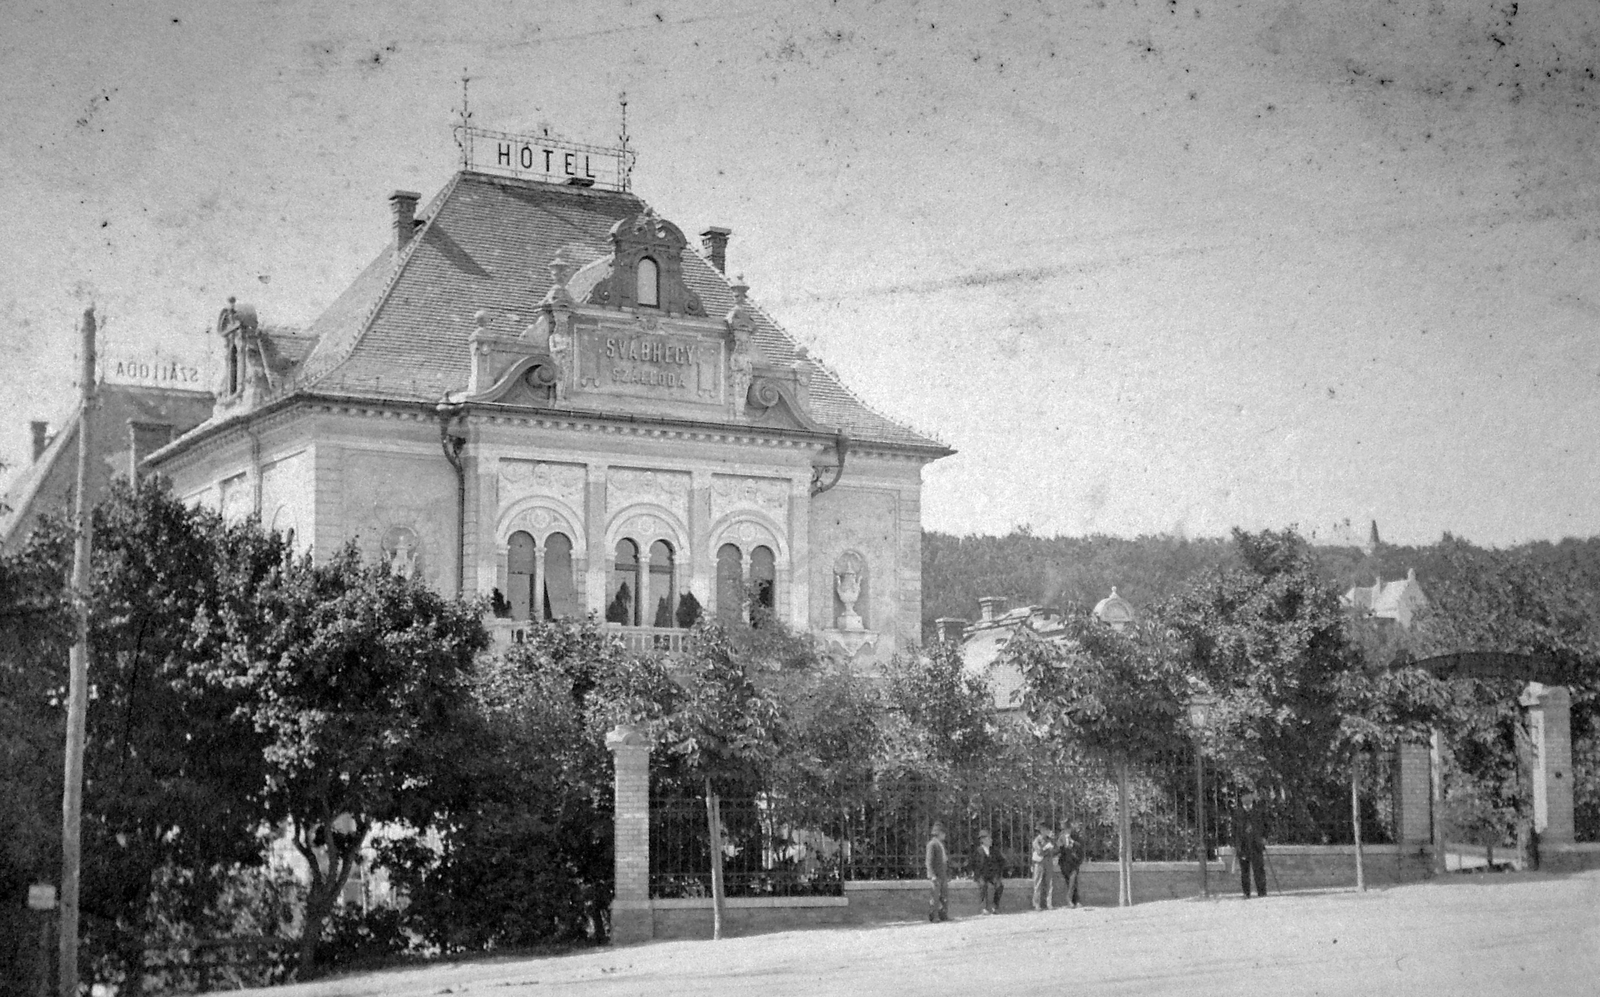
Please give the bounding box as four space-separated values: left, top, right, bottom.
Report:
147 167 949 666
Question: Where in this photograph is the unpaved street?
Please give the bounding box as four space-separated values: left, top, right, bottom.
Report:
236 872 1600 997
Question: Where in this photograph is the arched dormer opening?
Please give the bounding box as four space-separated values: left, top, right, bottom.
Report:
636 256 660 308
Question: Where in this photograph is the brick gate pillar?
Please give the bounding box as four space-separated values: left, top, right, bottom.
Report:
1392 740 1434 878
1519 683 1575 849
1393 742 1433 847
606 724 653 944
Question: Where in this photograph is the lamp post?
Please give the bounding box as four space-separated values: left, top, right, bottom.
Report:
1187 695 1216 897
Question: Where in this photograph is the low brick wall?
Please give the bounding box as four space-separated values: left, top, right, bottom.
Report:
1216 844 1431 892
1540 842 1600 872
623 847 1445 943
651 896 851 940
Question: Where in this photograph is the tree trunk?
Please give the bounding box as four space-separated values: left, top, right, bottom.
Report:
294 824 363 978
297 887 333 979
705 778 725 940
1351 753 1365 892
1117 758 1132 907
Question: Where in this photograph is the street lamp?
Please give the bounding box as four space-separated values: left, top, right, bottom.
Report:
1187 695 1216 897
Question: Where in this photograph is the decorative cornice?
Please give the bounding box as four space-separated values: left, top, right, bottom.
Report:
149 390 951 472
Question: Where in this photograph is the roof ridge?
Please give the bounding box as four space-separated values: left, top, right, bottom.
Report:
739 285 948 450
297 173 465 393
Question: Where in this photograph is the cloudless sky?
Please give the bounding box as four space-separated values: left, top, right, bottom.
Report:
2 0 1597 547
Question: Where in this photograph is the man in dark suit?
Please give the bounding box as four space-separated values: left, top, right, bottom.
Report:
972 829 1006 914
1056 822 1086 908
926 821 950 922
1232 792 1268 898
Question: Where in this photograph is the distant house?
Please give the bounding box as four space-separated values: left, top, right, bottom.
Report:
947 589 1134 712
1 381 215 551
1340 568 1427 629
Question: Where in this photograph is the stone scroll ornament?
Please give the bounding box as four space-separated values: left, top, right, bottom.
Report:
834 551 866 632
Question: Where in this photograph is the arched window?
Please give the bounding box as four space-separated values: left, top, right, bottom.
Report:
226 340 240 395
750 546 776 622
608 539 640 626
543 532 575 619
649 539 676 627
716 543 744 625
507 531 536 621
636 257 660 308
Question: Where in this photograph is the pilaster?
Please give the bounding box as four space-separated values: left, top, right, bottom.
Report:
690 469 712 607
586 462 609 615
788 473 810 630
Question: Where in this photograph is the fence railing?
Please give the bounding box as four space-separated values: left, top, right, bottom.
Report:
649 751 1396 898
606 624 690 655
138 936 295 994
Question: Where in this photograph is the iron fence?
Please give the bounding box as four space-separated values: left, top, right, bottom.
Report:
138 936 295 994
649 749 1396 897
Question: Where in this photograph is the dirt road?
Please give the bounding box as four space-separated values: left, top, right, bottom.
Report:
235 871 1600 997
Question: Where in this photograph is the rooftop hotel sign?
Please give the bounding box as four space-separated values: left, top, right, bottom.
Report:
460 125 635 191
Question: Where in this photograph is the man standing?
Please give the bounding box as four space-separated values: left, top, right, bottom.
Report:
926 821 950 922
1056 822 1085 908
1233 792 1268 898
1030 823 1058 910
972 829 1006 914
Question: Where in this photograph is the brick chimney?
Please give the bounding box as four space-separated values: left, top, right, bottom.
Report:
978 596 1006 622
30 421 49 462
700 226 731 273
935 618 967 644
389 190 421 250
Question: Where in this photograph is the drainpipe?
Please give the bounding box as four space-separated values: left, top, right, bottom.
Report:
436 402 467 597
809 431 849 496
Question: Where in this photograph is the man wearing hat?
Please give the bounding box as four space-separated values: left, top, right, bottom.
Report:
972 829 1006 914
1232 792 1268 898
925 821 950 922
1056 821 1085 908
1030 822 1059 910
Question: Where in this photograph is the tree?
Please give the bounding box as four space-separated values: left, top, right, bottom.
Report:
1015 611 1189 905
1 479 284 994
205 542 488 974
380 616 638 951
880 640 996 776
644 622 786 939
1410 536 1600 854
1164 530 1353 805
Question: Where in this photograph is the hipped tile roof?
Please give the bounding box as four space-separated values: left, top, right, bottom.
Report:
274 171 947 452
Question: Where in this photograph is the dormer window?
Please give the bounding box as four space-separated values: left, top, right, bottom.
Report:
635 257 660 308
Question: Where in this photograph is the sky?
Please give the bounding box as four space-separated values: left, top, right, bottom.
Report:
2 0 1598 548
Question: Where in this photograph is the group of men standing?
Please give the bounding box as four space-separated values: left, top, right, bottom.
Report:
923 821 1086 922
922 793 1270 922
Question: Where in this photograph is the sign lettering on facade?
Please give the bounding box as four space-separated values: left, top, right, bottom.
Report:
577 328 722 401
101 357 204 387
461 125 634 191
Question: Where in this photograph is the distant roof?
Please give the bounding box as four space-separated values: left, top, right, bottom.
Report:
2 382 214 549
172 171 946 454
1341 569 1427 623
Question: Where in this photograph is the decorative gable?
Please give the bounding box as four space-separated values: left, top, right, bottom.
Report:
583 209 705 317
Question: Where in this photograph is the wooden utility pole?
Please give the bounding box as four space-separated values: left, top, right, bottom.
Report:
59 306 97 997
